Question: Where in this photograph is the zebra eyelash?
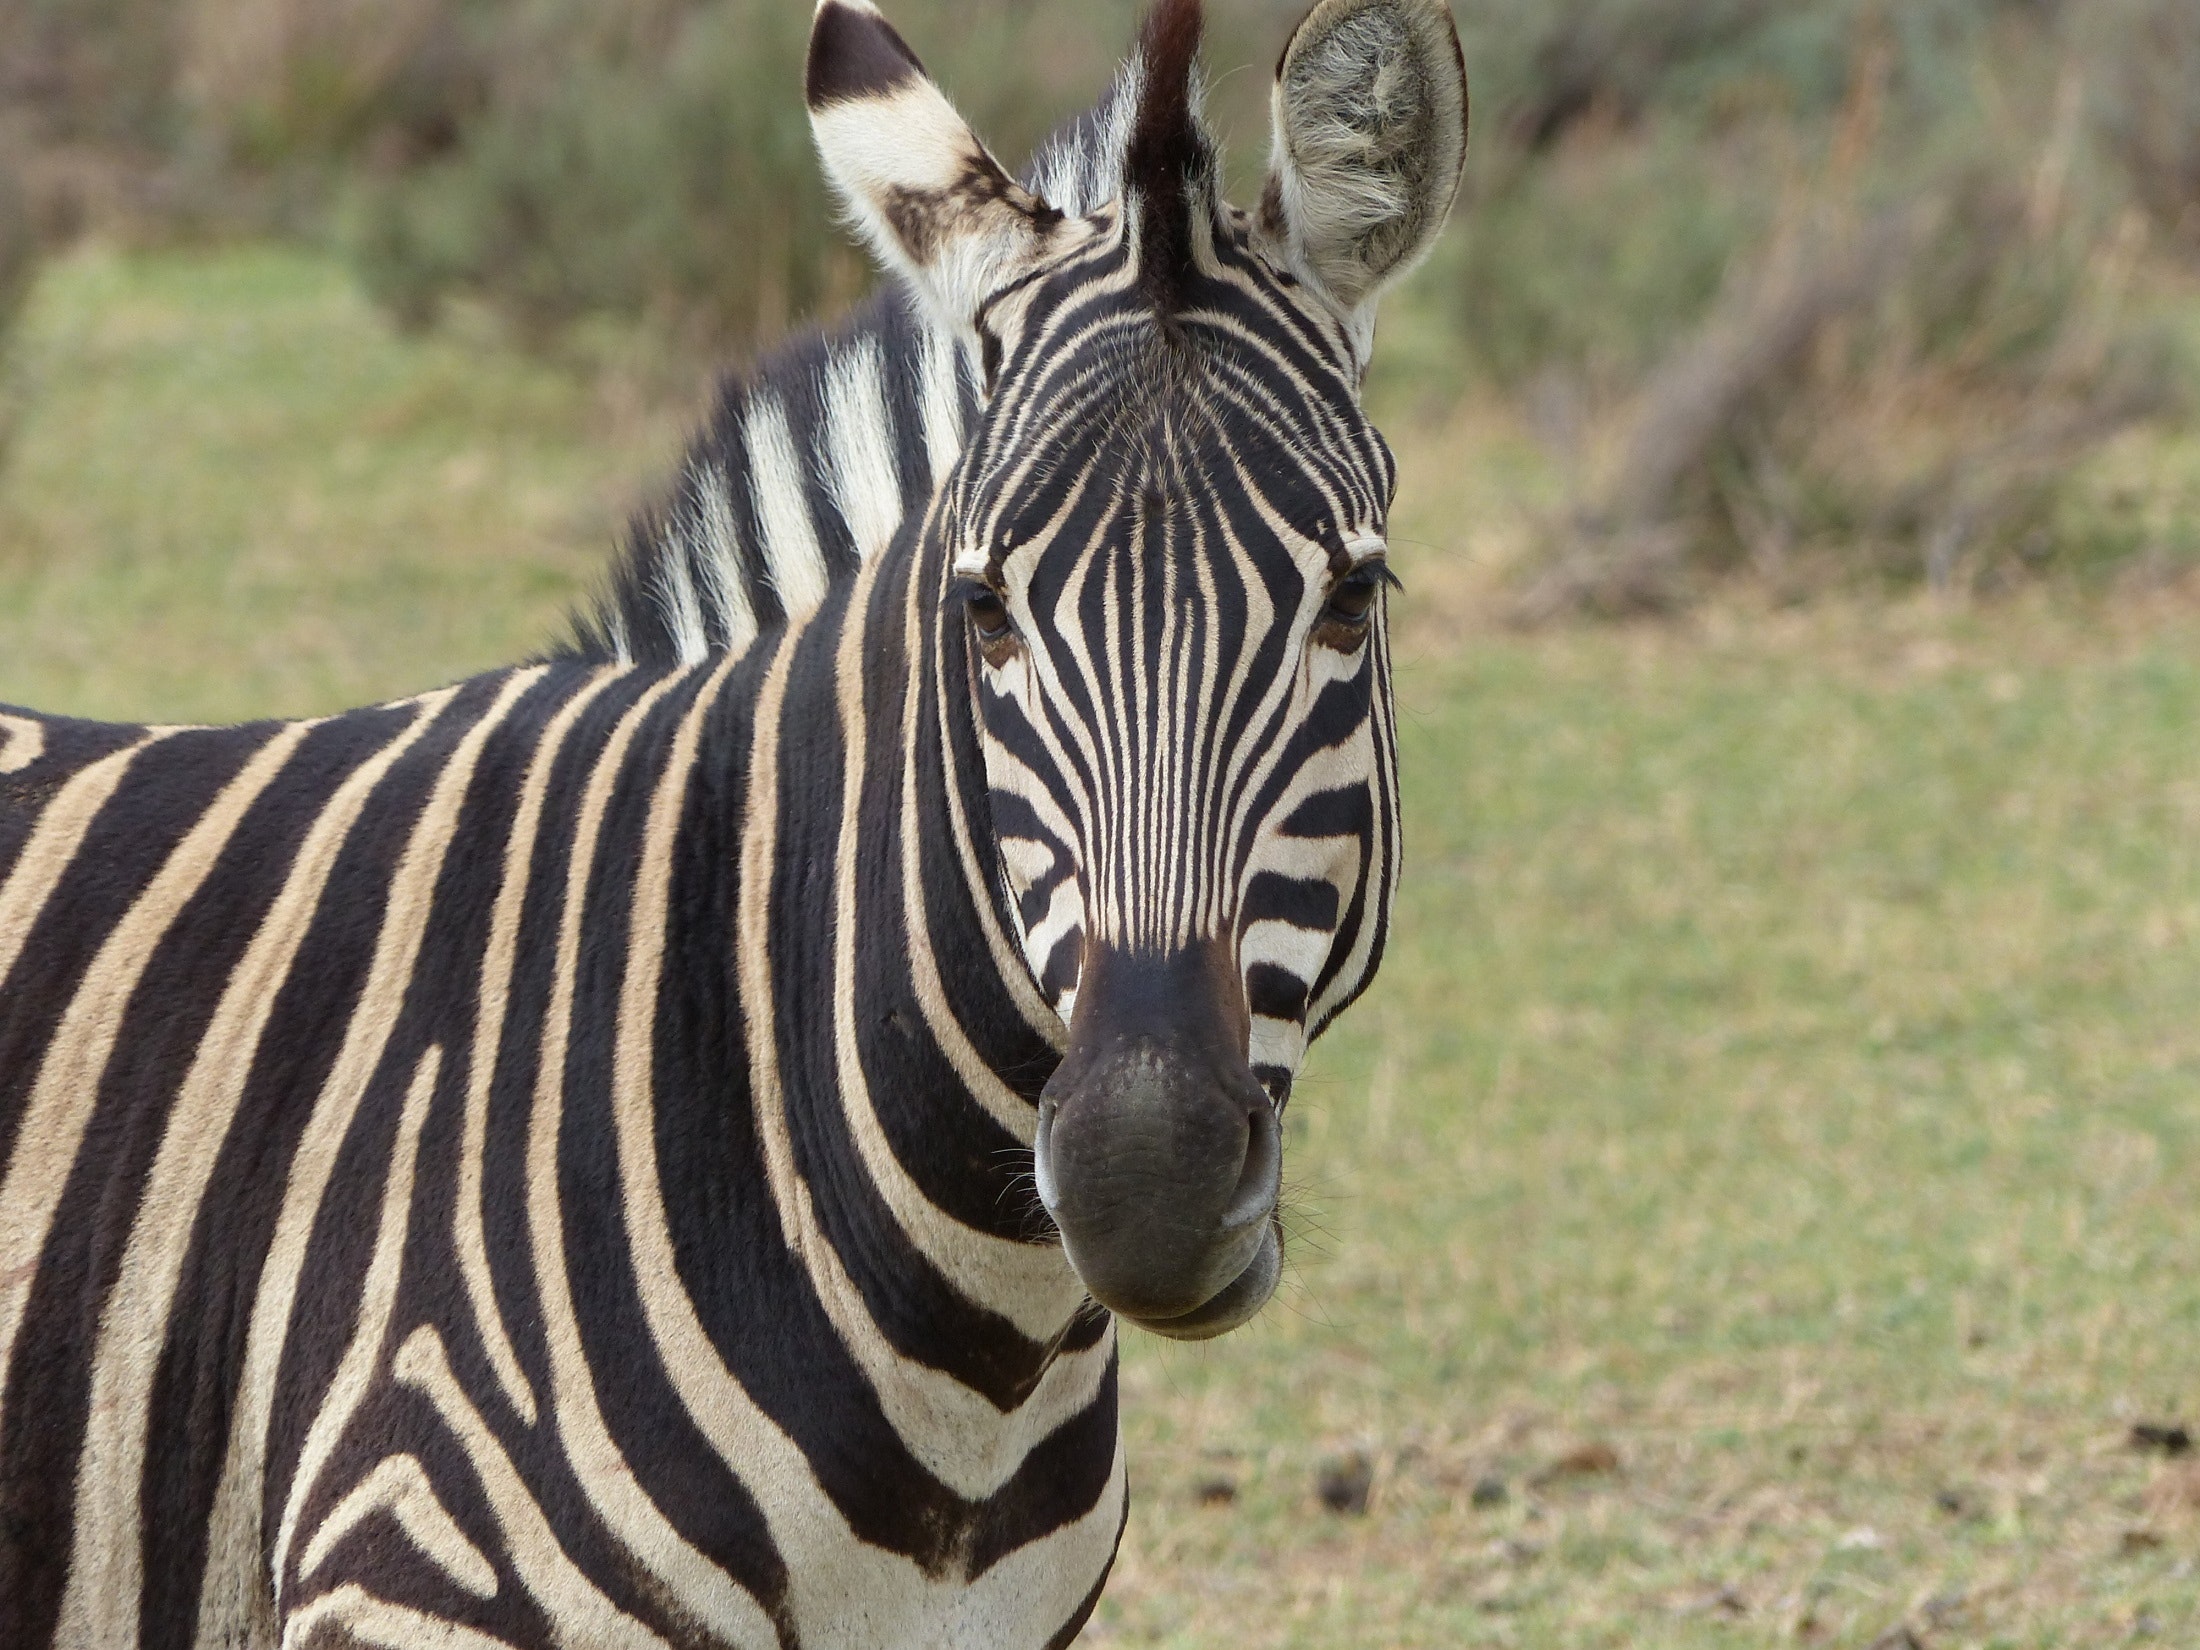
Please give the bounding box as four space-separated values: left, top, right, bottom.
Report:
948 575 1008 608
1328 559 1403 596
1318 558 1401 631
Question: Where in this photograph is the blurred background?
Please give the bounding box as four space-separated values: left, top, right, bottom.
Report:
4 1 2200 1644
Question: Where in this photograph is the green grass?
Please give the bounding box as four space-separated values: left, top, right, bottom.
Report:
1098 605 2200 1647
0 244 679 722
4 247 2198 1647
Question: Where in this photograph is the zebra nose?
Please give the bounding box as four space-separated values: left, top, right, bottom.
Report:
1035 1040 1282 1326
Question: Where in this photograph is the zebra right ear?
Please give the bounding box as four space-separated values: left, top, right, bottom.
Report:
1260 0 1468 324
808 0 1062 333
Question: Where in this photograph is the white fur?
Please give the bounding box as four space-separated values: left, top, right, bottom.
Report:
822 338 905 562
1265 0 1468 326
809 39 1058 337
744 390 833 620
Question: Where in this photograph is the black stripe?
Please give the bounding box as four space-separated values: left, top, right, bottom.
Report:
806 2 927 109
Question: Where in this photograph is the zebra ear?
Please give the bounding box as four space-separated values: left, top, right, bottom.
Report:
808 0 1061 331
1259 0 1468 321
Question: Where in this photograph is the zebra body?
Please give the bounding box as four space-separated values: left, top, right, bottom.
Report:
1 572 1115 1647
0 0 1468 1643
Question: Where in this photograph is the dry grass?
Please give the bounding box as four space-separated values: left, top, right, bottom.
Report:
1098 593 2200 1646
0 243 686 721
4 246 2200 1649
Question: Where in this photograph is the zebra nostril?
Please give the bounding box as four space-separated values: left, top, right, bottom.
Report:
1221 1104 1280 1233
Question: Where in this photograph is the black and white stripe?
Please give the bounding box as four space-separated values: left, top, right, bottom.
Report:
0 0 1467 1643
575 291 978 666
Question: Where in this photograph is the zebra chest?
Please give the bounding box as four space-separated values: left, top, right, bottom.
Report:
270 1304 1127 1649
257 1028 1124 1650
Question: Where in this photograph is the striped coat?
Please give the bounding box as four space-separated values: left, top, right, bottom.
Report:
0 0 1468 1643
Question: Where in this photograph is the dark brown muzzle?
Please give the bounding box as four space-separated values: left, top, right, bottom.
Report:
1034 941 1283 1339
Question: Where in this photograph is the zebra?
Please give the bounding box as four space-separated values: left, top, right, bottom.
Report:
0 0 1467 1643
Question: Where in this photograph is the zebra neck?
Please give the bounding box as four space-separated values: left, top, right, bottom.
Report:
668 542 1087 1404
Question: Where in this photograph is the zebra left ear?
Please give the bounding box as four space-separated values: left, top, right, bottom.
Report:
1259 0 1468 325
808 0 1062 332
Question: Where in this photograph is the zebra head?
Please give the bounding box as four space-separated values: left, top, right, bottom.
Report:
809 0 1466 1338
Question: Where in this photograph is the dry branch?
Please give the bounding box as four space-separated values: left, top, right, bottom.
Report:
1515 208 1918 622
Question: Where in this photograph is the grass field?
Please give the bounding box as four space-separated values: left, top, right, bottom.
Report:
3 248 2198 1648
0 246 688 722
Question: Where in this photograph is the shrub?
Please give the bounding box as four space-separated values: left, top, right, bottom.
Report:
331 0 1191 350
1456 0 2196 614
2086 0 2200 248
343 0 849 345
0 140 40 462
1 0 184 157
5 0 2193 611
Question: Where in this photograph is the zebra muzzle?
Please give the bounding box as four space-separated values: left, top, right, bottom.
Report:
1034 942 1285 1340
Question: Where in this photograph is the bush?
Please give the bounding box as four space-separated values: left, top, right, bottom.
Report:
5 0 2194 612
0 0 1318 354
1 0 184 157
344 0 850 345
1442 0 2198 614
1449 123 1779 387
2087 0 2200 248
331 0 1194 350
0 141 40 462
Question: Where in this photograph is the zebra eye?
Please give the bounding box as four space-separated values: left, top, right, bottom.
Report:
967 587 1014 642
1324 563 1396 626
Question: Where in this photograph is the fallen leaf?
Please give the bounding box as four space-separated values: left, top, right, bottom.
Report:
1534 1441 1621 1485
2131 1423 2193 1458
1316 1452 1373 1515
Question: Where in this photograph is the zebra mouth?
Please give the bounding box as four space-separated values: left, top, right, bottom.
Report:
1032 937 1288 1339
1034 1078 1284 1338
1117 1219 1283 1341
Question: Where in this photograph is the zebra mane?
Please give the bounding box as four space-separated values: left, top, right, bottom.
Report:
1121 0 1217 318
566 8 1216 668
562 286 973 668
